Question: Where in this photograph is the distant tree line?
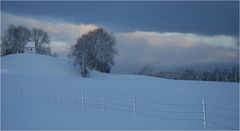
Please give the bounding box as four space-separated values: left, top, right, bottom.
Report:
1 24 55 56
138 66 239 83
69 28 117 77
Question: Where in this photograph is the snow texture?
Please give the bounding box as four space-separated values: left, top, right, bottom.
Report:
1 54 239 130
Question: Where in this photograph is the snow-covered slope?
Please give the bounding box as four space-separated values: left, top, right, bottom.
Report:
1 54 239 130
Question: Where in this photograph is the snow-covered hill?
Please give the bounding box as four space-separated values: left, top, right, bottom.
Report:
1 54 239 130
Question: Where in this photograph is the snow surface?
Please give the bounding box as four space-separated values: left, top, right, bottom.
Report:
1 53 239 130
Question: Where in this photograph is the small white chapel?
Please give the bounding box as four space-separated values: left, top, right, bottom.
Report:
24 42 35 54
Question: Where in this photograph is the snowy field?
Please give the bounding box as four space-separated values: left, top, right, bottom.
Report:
1 54 239 130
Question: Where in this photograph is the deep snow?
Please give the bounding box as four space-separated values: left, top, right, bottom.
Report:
1 54 239 130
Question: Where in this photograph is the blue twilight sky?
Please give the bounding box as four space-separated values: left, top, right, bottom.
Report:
2 1 239 36
1 1 239 73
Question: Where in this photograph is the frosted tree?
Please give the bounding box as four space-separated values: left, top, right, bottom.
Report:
31 28 51 55
1 30 12 56
17 25 31 53
139 66 153 76
1 25 53 56
231 66 239 82
91 28 117 72
71 28 117 77
72 34 94 77
1 25 30 56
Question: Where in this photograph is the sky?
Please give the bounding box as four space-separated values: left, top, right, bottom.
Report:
1 1 239 73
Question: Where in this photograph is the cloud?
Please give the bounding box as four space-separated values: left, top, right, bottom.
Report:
50 41 71 55
112 31 239 73
116 31 238 49
1 13 238 73
1 12 98 55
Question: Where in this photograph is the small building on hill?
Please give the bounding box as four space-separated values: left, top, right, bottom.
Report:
24 42 35 54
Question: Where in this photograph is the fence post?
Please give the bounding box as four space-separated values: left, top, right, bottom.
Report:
9 80 12 90
82 91 85 108
102 95 105 111
40 88 43 104
19 87 22 96
202 97 207 129
52 95 54 104
73 94 75 105
133 95 137 116
58 96 61 104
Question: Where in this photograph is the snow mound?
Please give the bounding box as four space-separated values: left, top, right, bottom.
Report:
1 53 79 77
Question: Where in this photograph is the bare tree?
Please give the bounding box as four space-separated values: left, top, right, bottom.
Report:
18 25 31 53
91 28 117 72
31 28 51 55
1 25 30 56
231 66 239 82
72 34 94 77
71 28 117 77
139 66 153 76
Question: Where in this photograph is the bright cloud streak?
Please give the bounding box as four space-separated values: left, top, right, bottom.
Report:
1 12 239 73
113 31 238 73
117 31 238 49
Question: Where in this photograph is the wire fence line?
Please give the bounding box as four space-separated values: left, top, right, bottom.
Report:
138 98 202 106
138 111 202 121
206 113 239 122
208 120 237 130
137 106 202 114
207 105 240 112
4 80 240 130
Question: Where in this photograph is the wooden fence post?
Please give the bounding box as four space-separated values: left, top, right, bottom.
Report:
52 96 54 104
73 94 75 105
58 96 61 104
202 97 207 129
133 95 137 116
102 95 105 111
40 88 43 104
19 87 22 96
9 80 12 90
82 91 85 108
